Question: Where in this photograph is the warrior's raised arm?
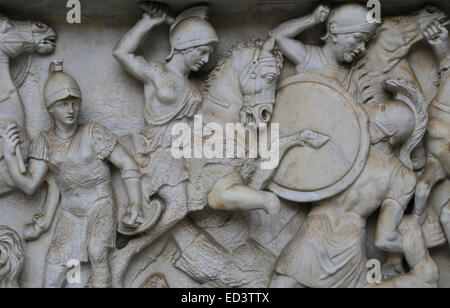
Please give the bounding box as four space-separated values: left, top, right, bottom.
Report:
113 2 173 82
269 5 330 65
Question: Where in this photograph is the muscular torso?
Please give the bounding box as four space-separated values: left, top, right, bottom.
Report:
310 147 403 220
296 45 349 84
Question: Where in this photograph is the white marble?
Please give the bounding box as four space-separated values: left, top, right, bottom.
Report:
0 0 448 288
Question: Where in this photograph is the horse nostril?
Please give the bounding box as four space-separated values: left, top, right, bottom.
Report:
260 108 272 122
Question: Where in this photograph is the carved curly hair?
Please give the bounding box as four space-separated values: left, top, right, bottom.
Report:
0 225 25 288
204 39 283 93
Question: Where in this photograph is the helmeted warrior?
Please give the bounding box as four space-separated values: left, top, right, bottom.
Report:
0 15 56 196
2 60 145 288
270 3 378 83
270 79 436 288
165 5 218 61
113 3 218 244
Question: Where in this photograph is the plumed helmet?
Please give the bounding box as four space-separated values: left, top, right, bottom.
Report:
43 60 81 108
326 4 378 37
166 6 218 61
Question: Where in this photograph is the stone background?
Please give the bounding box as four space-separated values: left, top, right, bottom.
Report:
0 0 448 287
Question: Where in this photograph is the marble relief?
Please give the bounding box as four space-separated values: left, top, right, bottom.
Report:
0 1 448 288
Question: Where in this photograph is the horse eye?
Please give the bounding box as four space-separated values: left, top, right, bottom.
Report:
265 74 276 83
34 23 47 32
426 6 436 14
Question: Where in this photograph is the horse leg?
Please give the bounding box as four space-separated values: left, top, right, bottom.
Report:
248 133 306 191
371 217 439 288
207 132 304 213
401 217 439 287
385 157 445 280
414 155 445 220
110 182 188 288
208 172 280 214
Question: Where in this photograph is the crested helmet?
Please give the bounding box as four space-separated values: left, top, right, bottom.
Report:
166 6 218 61
43 60 81 108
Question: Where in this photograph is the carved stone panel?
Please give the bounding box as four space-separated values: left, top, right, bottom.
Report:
0 0 448 289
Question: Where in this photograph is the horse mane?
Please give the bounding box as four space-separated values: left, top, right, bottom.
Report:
346 14 423 105
203 39 283 94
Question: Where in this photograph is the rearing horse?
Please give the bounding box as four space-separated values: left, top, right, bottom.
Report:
0 13 56 196
110 38 306 287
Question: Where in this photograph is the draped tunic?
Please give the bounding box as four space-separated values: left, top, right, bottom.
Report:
134 77 202 198
29 123 117 264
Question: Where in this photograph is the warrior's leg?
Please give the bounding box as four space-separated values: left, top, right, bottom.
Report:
414 156 445 220
370 216 438 288
208 172 280 214
269 273 305 288
88 239 111 288
44 262 68 288
110 182 188 287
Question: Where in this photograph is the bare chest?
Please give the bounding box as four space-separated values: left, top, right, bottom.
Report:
338 151 397 216
145 71 188 108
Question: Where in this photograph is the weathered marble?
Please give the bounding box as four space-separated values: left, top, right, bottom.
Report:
0 0 448 288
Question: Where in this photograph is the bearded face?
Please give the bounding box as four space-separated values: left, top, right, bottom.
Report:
335 32 370 63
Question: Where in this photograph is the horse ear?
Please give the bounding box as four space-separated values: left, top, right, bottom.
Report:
0 20 9 33
0 15 12 34
262 37 276 52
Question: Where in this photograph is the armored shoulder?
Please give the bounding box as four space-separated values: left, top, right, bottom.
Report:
89 123 118 160
28 131 50 162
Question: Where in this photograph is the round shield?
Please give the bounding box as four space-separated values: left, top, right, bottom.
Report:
268 73 370 203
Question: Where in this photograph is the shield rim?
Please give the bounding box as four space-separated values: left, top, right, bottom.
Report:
268 72 370 203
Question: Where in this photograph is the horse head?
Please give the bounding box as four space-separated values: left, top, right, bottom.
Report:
203 39 283 128
0 15 56 197
238 38 283 127
0 14 56 59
